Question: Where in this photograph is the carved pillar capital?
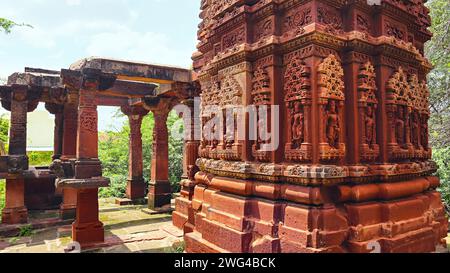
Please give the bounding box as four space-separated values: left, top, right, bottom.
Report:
121 105 149 118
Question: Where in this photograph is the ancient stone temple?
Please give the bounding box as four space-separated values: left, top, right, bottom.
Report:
0 59 195 248
173 0 448 253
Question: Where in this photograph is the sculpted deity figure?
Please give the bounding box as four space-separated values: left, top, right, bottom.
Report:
326 100 340 148
292 102 305 148
395 106 406 145
420 115 428 149
365 105 376 147
411 111 420 148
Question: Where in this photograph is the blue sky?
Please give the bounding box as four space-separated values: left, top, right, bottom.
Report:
0 0 200 131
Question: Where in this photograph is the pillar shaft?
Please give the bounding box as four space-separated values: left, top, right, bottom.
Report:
2 178 27 224
53 112 64 160
76 88 98 160
71 77 104 247
148 109 172 209
123 106 148 201
72 188 104 246
59 100 78 220
8 87 28 156
62 101 78 159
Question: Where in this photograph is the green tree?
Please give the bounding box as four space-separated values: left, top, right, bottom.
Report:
426 0 450 205
0 18 31 33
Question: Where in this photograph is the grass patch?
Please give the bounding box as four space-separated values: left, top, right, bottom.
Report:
18 225 33 237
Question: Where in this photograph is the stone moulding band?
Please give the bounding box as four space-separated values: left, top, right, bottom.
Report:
56 177 110 189
196 158 438 185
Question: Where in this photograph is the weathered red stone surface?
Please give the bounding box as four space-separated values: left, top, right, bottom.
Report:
174 0 448 253
122 105 149 201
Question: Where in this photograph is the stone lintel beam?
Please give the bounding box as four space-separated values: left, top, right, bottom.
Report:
7 71 61 89
56 177 110 189
97 95 129 107
69 57 192 84
103 80 158 99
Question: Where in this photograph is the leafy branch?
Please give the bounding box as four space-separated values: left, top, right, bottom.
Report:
0 18 32 34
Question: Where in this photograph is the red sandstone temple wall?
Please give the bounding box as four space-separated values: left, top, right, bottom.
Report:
173 0 448 253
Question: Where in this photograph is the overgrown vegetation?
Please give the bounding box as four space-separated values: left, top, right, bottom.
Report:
426 0 450 206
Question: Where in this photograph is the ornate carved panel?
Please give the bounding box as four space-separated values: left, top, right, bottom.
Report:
318 54 346 162
358 62 380 162
284 55 312 162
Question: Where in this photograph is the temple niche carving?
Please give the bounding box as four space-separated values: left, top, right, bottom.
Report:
358 62 379 161
251 60 272 162
386 67 431 161
318 54 345 162
199 69 243 161
284 55 312 162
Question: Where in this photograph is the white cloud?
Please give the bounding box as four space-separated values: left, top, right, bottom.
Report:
86 28 192 67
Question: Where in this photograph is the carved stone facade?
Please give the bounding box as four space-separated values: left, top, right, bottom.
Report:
175 0 448 253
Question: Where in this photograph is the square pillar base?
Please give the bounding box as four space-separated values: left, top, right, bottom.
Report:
126 178 146 201
1 207 28 225
148 180 172 210
148 193 172 210
72 221 105 247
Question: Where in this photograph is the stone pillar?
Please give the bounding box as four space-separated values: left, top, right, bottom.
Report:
58 69 114 248
45 103 64 160
59 94 79 220
148 107 172 210
173 98 200 232
121 105 148 202
71 76 105 247
2 85 30 224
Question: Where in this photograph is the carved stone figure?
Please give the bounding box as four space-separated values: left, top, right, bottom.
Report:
396 106 406 145
292 102 304 148
326 100 340 148
411 111 420 148
365 105 376 147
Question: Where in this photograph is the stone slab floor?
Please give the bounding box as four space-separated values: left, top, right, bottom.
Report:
0 199 184 253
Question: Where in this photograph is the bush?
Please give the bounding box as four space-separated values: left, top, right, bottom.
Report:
434 147 450 206
99 175 128 198
27 151 53 166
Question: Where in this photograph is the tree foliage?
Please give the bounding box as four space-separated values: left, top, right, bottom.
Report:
0 18 31 34
98 110 184 198
425 0 450 205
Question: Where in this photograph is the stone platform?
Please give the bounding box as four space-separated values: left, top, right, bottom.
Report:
0 199 184 253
